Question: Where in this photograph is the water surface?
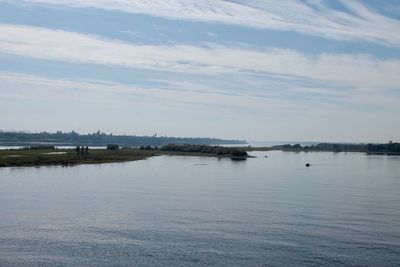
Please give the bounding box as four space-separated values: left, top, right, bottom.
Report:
0 151 399 266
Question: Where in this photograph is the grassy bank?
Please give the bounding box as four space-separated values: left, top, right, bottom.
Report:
0 147 249 168
0 148 156 168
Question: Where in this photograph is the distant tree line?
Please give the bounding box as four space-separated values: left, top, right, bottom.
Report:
367 142 400 154
0 131 246 147
273 142 400 154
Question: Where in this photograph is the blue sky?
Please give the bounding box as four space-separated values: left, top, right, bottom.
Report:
0 0 399 142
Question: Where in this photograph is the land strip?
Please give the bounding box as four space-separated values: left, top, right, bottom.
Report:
0 145 249 168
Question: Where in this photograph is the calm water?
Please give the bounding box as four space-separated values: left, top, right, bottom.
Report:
0 151 399 266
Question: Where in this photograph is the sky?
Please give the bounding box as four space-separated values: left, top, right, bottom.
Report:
0 0 399 142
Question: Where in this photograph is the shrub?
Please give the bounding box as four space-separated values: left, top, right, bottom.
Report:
106 144 119 150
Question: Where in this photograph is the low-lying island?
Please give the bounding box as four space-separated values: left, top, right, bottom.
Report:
0 144 251 168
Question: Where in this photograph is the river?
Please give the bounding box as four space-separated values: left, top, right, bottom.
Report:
0 151 399 266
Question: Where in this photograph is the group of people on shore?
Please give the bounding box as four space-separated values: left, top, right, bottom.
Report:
75 146 89 156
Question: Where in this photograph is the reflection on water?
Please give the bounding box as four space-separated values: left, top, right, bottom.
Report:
0 151 399 266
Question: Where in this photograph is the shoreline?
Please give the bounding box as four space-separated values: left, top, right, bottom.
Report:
0 148 251 168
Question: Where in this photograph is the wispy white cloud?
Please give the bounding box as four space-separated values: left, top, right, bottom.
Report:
0 72 299 111
6 0 400 47
2 71 397 117
1 71 398 141
1 23 399 90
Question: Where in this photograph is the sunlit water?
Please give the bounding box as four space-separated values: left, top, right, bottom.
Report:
0 151 399 266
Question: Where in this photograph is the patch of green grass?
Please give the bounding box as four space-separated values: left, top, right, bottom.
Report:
0 149 156 167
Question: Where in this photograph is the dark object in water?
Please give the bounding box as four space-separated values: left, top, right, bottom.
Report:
231 157 247 161
306 163 310 167
265 155 268 158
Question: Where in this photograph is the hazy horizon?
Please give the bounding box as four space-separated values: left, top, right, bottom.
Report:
0 128 394 145
1 0 400 143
